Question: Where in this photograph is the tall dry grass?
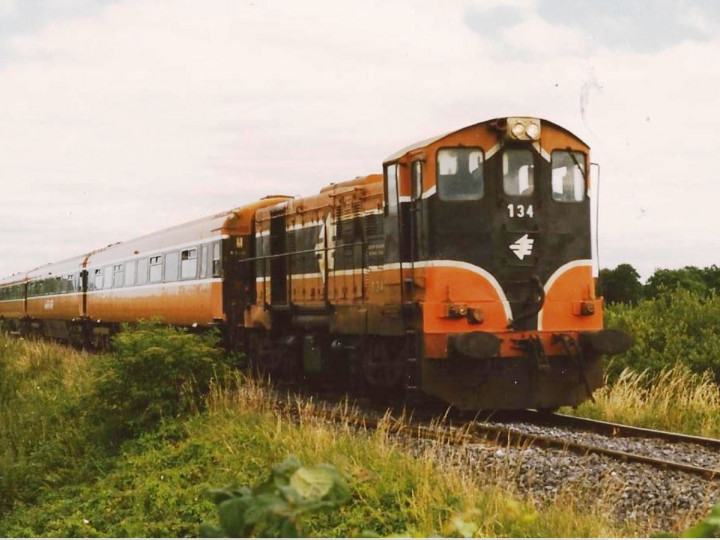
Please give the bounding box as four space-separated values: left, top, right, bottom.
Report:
201 372 630 537
567 364 720 437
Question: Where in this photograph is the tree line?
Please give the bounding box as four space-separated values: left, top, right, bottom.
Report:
597 264 720 305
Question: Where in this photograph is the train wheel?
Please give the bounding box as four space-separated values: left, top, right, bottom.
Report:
361 339 406 389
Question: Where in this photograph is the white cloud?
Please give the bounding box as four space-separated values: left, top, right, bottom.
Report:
0 0 15 16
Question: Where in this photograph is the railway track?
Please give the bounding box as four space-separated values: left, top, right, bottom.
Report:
474 412 720 480
296 398 720 481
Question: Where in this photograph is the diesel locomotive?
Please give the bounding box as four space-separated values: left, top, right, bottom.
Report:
0 117 631 410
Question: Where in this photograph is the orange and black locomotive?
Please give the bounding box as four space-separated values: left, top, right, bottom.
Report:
0 117 631 410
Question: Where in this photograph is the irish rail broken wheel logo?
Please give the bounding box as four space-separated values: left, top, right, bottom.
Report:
509 234 534 260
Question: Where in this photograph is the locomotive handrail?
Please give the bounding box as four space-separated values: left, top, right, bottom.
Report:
236 241 365 263
238 241 366 305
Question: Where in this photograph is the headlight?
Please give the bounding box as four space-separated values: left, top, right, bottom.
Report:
506 117 542 140
525 122 540 140
511 122 525 137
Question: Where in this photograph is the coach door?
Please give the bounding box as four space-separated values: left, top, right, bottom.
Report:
269 208 287 305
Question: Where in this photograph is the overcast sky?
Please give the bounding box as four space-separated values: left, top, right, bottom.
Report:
1 0 719 281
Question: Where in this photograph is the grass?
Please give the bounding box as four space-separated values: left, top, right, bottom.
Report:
0 337 106 516
564 364 720 438
0 332 635 537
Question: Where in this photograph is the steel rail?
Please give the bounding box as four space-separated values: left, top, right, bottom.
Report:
465 422 720 481
540 412 720 451
295 402 720 481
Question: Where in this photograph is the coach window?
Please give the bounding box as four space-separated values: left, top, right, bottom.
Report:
149 256 163 283
165 251 179 282
551 150 586 202
113 264 124 288
137 258 149 285
125 260 136 286
103 267 113 290
437 148 484 201
503 149 534 197
66 274 75 293
212 242 221 277
200 245 209 279
181 248 198 279
385 163 398 215
93 269 103 290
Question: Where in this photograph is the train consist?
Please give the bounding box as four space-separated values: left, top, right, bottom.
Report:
0 117 631 410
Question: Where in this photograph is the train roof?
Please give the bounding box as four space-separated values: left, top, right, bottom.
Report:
0 197 291 280
26 253 93 280
319 174 382 194
88 197 291 266
0 272 29 287
383 117 588 163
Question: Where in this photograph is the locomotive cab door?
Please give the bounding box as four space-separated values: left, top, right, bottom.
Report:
383 162 402 304
409 159 424 263
402 159 425 296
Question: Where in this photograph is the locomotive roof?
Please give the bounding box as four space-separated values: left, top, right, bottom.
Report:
319 174 382 193
382 117 588 163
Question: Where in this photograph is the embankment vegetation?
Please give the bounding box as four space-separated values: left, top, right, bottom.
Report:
0 323 628 537
2 263 720 536
571 265 720 437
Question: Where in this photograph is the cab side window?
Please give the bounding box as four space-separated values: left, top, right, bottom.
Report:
411 160 423 200
437 148 484 201
385 163 398 216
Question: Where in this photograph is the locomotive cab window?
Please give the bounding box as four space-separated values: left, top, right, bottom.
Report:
385 163 399 215
503 149 534 197
437 147 484 201
551 150 586 202
411 160 423 200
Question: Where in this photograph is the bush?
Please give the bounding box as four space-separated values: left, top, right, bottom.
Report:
200 457 351 538
604 290 720 383
89 319 230 443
